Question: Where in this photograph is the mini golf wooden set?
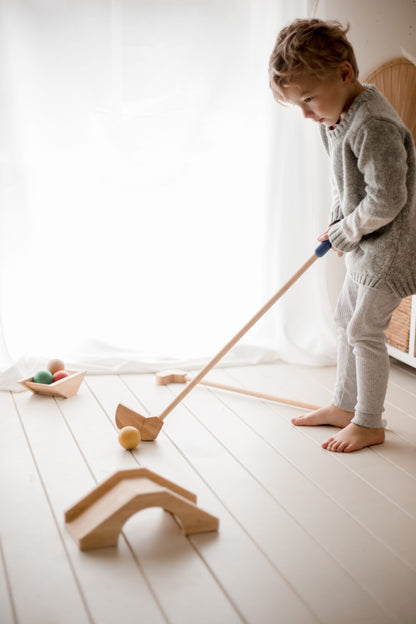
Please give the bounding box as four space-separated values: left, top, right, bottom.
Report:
62 241 331 550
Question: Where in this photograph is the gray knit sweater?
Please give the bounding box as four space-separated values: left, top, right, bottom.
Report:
320 84 416 298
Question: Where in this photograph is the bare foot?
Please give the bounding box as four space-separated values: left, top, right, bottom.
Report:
291 405 353 428
322 422 385 453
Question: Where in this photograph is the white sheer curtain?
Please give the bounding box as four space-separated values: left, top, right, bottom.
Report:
0 0 337 390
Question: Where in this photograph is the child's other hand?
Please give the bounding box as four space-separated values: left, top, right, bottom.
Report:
318 230 344 257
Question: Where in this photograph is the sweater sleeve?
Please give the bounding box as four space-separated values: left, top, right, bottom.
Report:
328 119 408 252
320 125 344 226
329 184 343 225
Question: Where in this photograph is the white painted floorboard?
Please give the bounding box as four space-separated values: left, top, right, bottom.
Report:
1 359 415 623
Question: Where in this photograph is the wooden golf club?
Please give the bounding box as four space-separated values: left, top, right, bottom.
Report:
155 370 321 411
115 240 331 439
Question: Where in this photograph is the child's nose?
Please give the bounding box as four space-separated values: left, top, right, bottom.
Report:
300 104 313 118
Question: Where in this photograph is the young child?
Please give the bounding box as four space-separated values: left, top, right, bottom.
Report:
268 19 416 452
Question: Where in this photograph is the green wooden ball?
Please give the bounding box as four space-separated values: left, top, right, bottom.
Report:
33 370 54 384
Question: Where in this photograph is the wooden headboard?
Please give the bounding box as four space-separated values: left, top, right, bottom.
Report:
366 58 416 363
365 57 416 142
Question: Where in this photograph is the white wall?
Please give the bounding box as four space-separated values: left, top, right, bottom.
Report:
314 0 416 78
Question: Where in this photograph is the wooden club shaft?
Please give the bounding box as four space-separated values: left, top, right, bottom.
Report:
186 375 320 410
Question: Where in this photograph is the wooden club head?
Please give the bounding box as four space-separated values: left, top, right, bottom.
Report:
155 370 189 386
115 404 164 441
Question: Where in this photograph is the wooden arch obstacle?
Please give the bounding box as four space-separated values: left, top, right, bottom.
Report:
65 468 219 551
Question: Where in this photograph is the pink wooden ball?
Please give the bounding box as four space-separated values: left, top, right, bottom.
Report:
52 370 70 382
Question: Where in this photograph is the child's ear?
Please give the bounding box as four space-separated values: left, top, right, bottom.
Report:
341 62 354 85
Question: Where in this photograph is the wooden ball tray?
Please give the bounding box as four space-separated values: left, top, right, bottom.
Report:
18 370 87 398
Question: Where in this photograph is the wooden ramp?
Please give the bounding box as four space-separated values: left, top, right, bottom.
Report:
65 468 219 551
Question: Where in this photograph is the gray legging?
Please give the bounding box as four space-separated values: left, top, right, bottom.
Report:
332 276 402 428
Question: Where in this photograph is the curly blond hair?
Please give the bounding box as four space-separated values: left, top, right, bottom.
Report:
269 18 359 103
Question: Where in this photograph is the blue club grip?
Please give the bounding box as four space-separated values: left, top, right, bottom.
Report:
314 239 332 257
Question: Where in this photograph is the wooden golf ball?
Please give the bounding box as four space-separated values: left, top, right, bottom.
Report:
33 370 54 384
48 359 65 375
52 370 69 382
118 426 141 450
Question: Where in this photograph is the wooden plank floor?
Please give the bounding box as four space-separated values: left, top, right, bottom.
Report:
1 359 416 624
